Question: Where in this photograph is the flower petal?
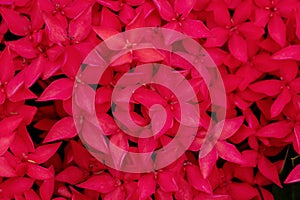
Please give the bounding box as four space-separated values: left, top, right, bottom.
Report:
219 117 244 140
284 164 300 184
216 141 244 164
174 0 195 18
0 48 14 83
228 33 247 62
248 80 282 96
256 121 292 138
138 173 156 200
27 142 61 164
272 45 300 61
157 171 178 192
38 78 73 101
76 173 115 193
44 117 77 143
26 163 54 180
186 164 212 194
153 0 175 21
56 166 86 184
268 14 286 47
182 19 211 38
238 22 264 40
199 147 218 179
0 156 16 177
0 7 30 36
134 48 165 63
257 154 282 187
43 13 68 43
270 88 291 118
0 177 34 198
68 7 92 42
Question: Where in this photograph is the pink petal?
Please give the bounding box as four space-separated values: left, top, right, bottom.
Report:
186 164 212 194
216 141 244 164
199 147 218 179
10 125 34 156
126 11 146 30
152 0 175 21
253 53 281 72
119 4 136 24
0 48 14 83
0 156 16 177
270 88 291 118
232 0 252 24
62 46 82 78
0 115 23 135
109 132 129 170
207 1 230 26
43 13 68 43
254 8 270 27
37 0 54 13
174 175 193 200
101 7 122 31
63 0 92 19
259 187 275 200
27 142 61 164
26 163 54 180
68 7 92 42
138 173 156 200
126 0 145 6
39 177 54 200
254 0 270 7
229 183 259 200
279 61 298 81
219 117 244 140
24 190 40 200
296 9 300 39
182 19 211 38
284 164 300 184
44 117 77 143
256 121 292 138
24 55 44 87
155 189 173 200
257 154 282 187
138 137 158 153
134 48 165 63
228 33 248 62
204 27 229 47
238 22 264 40
248 80 282 96
38 78 73 101
133 87 167 108
6 38 37 59
293 125 300 154
272 45 300 61
0 7 30 36
93 26 119 40
268 14 286 47
56 166 86 184
0 177 34 198
241 150 258 167
77 173 115 193
96 0 121 11
157 171 178 192
104 186 125 200
70 140 92 169
174 0 195 18
6 69 25 98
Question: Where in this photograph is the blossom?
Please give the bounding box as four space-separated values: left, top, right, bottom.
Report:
0 0 299 199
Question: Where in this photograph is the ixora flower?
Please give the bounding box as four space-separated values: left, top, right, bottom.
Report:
0 0 299 199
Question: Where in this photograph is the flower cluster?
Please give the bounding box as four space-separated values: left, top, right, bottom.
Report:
0 0 300 199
